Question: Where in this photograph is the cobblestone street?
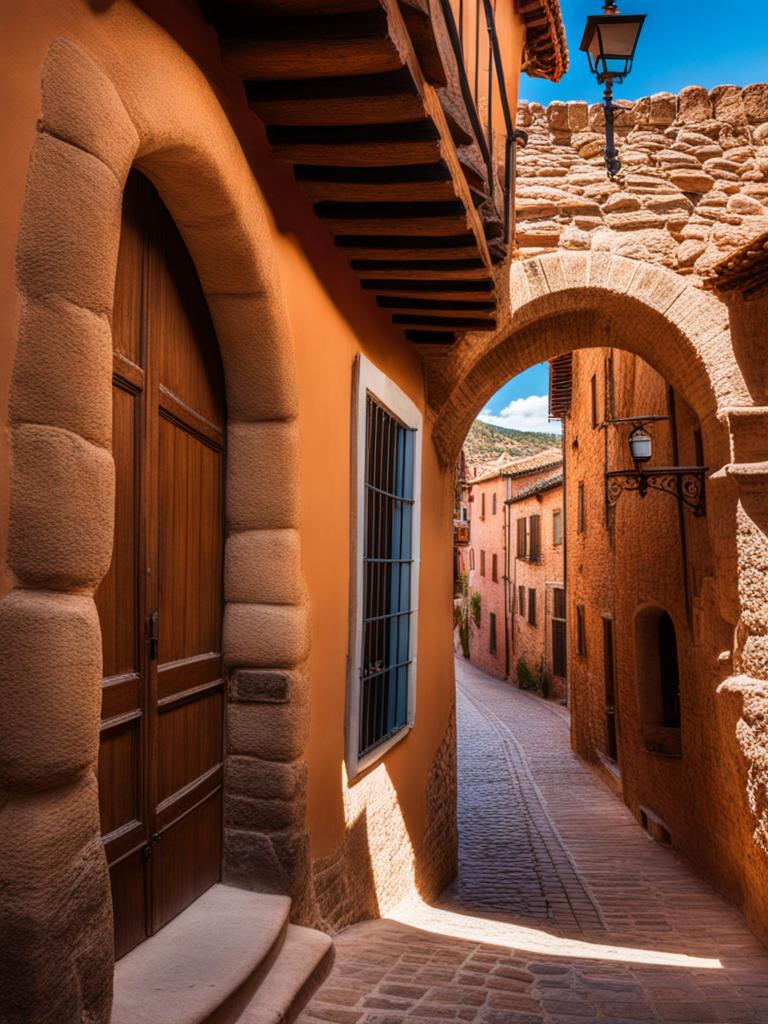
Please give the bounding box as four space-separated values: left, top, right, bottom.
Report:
299 659 768 1024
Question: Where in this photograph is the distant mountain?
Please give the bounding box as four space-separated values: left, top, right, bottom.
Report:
463 419 562 476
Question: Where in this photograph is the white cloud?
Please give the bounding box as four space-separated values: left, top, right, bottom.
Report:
477 394 561 435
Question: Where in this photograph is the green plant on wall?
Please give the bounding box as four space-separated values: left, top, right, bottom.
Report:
454 571 470 658
470 590 481 627
516 656 543 692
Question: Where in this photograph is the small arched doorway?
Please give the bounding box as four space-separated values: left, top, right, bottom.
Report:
634 606 683 757
96 170 226 957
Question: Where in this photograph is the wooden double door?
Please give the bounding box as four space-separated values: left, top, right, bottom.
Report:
96 171 226 958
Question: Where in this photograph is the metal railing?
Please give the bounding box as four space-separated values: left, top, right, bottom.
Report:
438 0 528 247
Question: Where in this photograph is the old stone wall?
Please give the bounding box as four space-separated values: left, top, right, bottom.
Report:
563 345 768 931
515 84 768 280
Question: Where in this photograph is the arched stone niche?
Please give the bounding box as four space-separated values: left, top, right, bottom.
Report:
0 35 310 1023
633 605 683 758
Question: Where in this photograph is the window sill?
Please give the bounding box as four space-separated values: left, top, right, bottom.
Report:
349 722 412 780
643 728 682 759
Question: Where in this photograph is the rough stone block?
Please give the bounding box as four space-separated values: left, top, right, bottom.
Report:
206 293 298 422
223 602 310 669
744 84 768 124
11 295 112 448
227 420 300 531
649 92 676 126
0 774 113 1024
546 101 569 132
225 528 304 605
0 590 102 789
224 827 311 909
17 133 123 315
668 169 715 194
227 699 310 762
229 668 292 703
678 86 712 124
40 38 138 182
225 792 305 832
711 85 746 124
9 424 114 591
567 101 589 132
226 755 307 801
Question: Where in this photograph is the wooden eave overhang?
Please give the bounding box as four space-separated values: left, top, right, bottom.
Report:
516 0 568 82
203 0 529 347
704 230 768 297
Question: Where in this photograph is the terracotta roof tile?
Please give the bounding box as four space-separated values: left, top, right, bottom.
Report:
517 0 569 83
704 230 768 296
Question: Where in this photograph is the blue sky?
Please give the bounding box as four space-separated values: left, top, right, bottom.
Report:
521 0 768 106
478 363 561 435
479 0 768 433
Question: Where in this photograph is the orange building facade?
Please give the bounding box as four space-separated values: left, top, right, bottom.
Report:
0 1 562 1020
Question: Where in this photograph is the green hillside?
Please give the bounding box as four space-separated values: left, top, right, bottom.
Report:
463 419 561 475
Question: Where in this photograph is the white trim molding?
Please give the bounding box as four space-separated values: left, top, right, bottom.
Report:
346 354 423 779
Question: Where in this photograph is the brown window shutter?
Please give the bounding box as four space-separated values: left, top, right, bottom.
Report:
516 517 526 558
529 515 541 562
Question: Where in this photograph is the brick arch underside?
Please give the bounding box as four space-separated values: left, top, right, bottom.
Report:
0 34 309 1024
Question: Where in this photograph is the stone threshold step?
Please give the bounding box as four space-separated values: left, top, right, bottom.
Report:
238 924 334 1024
113 884 292 1024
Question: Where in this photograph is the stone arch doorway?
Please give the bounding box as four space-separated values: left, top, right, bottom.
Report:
431 252 759 629
439 249 768 935
0 36 309 1023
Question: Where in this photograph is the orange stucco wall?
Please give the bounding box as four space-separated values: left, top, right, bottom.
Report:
0 0 475 923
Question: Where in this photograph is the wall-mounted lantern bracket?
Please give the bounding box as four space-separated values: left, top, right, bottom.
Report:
604 415 707 517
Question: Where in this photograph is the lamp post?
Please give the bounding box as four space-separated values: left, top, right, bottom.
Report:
580 1 646 180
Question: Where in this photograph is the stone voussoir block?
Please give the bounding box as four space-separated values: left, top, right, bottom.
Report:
0 589 103 789
228 697 310 762
0 774 113 1024
206 293 298 423
227 420 300 532
17 132 123 316
224 528 305 605
226 755 307 801
9 423 114 592
11 295 113 449
225 792 305 833
223 602 310 670
40 38 138 182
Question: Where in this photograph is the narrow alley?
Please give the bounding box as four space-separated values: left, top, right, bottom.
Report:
300 660 768 1024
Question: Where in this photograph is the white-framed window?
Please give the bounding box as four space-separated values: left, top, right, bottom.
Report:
346 354 423 778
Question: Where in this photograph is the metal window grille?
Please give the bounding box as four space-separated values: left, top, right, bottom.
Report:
359 395 416 758
528 587 537 626
552 587 566 677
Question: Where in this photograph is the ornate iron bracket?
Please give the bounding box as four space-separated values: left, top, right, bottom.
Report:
605 467 708 517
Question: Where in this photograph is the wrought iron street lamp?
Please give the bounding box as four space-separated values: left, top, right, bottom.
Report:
580 1 646 180
604 417 708 517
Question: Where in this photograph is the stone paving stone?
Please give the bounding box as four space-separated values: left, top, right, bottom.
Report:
299 659 768 1024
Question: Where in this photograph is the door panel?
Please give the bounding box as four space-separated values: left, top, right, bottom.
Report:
97 170 225 958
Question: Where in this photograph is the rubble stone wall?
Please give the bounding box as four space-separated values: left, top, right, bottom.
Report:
514 84 768 280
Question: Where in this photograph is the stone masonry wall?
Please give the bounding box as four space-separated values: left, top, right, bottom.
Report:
515 84 768 280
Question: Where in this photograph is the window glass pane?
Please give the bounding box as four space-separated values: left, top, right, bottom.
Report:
359 396 415 756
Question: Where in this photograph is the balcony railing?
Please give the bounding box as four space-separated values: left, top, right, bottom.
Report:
454 521 471 545
439 0 528 248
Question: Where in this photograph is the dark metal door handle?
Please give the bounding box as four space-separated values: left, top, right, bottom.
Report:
148 612 159 662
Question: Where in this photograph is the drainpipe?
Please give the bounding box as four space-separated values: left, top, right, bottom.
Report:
503 498 510 677
562 424 569 707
